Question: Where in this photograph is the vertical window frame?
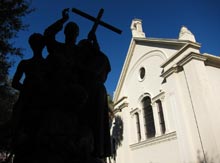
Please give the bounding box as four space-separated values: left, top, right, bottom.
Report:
141 96 156 138
134 112 141 141
156 99 166 134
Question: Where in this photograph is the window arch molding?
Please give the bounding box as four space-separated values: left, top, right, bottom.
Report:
137 92 152 108
137 92 156 139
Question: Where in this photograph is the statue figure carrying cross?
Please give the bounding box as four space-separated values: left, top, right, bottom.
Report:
72 7 122 163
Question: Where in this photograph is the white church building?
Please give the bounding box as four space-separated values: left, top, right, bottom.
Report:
110 19 220 163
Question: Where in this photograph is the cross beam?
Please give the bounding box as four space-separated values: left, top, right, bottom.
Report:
72 8 122 34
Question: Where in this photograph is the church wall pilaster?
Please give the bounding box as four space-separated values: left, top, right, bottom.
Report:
182 59 220 163
160 96 171 134
164 71 200 163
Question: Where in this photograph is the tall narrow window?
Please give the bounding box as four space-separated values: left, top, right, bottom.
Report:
142 96 155 138
134 112 141 141
156 100 166 134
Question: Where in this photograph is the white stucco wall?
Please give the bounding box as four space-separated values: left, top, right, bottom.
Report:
204 65 220 160
112 47 183 163
183 59 220 162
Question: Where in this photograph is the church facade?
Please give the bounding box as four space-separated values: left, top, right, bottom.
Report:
110 19 220 163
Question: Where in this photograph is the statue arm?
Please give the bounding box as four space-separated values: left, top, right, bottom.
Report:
44 9 69 51
12 61 25 91
44 17 67 39
88 31 100 51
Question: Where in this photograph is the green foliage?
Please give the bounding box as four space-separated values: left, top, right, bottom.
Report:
112 115 123 148
0 80 18 124
0 0 33 81
0 0 32 159
0 79 18 159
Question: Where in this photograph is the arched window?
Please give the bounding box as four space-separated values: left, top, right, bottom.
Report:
134 112 141 141
141 96 155 138
156 100 166 134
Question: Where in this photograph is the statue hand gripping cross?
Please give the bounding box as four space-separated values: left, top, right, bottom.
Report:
72 8 122 39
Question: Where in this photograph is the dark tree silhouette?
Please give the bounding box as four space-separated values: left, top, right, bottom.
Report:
112 115 124 148
0 0 33 82
0 2 33 156
0 80 18 124
0 79 18 163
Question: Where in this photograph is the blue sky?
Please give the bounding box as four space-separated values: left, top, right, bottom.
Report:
9 0 220 97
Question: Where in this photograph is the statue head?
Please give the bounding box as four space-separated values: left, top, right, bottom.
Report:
29 33 45 52
64 22 79 44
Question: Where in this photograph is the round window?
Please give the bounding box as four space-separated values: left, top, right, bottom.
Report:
139 67 145 80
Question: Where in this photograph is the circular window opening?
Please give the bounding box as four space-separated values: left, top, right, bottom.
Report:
139 67 145 80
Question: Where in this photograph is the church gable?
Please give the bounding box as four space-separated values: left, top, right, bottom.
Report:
114 19 200 102
113 39 168 102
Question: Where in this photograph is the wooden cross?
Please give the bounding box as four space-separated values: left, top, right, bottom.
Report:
72 8 122 35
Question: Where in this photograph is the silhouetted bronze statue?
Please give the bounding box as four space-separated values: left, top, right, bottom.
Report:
11 33 46 163
10 7 122 163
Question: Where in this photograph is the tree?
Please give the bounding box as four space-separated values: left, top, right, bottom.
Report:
0 79 18 124
0 0 33 146
0 78 18 163
0 0 33 82
0 1 33 158
107 94 114 120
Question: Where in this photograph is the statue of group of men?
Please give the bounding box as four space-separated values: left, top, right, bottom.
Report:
11 8 113 163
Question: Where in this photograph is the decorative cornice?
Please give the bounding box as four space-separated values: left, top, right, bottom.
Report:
133 37 195 46
114 96 128 106
130 131 177 150
130 107 140 115
161 43 201 68
203 53 220 68
160 65 183 78
177 52 206 67
114 102 129 113
152 91 165 102
114 96 129 113
161 52 206 78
